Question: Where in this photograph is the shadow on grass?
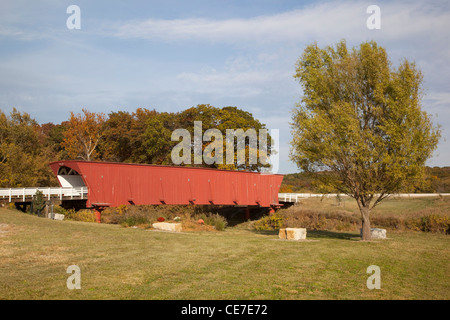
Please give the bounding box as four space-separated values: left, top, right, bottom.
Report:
307 230 360 240
252 230 279 236
251 229 360 240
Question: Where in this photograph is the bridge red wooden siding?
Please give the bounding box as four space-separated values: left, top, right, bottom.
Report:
49 161 284 209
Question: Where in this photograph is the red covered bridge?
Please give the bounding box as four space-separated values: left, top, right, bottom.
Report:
49 160 284 222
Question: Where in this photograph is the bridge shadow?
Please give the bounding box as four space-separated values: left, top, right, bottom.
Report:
216 206 271 227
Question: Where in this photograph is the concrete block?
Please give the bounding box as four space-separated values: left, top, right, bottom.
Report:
279 227 307 240
53 213 65 221
360 228 386 239
278 228 287 239
286 228 307 240
152 222 182 232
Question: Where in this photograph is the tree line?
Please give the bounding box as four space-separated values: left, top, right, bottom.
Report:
280 168 450 194
0 104 271 188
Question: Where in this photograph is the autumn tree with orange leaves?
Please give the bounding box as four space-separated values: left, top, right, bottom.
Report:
62 109 106 161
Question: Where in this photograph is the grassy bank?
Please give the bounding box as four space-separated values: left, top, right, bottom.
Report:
0 207 448 300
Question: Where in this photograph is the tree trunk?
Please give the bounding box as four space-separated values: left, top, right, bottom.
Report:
360 205 372 241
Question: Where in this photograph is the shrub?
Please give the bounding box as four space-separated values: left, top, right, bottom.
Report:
207 214 228 231
53 205 68 215
65 209 96 222
371 216 403 230
194 213 228 231
253 212 284 231
102 205 156 226
101 207 123 224
119 209 152 227
407 215 450 234
117 204 128 215
32 190 46 215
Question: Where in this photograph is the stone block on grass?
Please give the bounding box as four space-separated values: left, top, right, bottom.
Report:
279 228 287 239
279 228 307 240
152 222 182 232
360 228 386 239
53 213 65 221
286 228 307 240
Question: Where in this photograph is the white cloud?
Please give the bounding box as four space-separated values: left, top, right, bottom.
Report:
114 1 450 46
177 69 269 96
115 3 364 44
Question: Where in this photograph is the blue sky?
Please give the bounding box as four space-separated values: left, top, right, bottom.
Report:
1 0 449 173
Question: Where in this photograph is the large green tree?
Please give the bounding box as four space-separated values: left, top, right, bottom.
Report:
0 108 57 187
290 40 441 240
99 108 159 163
171 104 272 171
143 111 176 165
62 109 106 161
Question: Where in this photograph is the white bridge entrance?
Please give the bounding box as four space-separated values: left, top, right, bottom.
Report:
0 187 88 203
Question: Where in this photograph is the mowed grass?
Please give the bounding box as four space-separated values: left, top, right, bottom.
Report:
0 207 449 300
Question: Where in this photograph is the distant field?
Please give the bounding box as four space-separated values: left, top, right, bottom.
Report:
280 167 450 193
0 206 448 300
291 195 450 218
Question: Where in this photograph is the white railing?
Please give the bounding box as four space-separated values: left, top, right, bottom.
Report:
0 187 88 202
278 192 450 203
278 193 345 203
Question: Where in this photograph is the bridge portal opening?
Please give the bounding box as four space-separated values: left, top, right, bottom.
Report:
57 166 86 188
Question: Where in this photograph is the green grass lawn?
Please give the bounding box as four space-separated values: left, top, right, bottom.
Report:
0 207 449 300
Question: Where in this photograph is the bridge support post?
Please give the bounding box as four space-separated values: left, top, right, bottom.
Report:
244 207 250 221
92 204 110 223
94 208 102 223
